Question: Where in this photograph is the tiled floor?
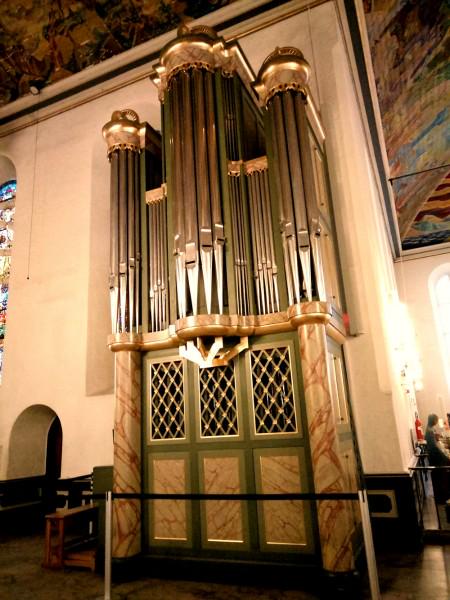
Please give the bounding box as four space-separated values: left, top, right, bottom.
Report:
0 531 449 600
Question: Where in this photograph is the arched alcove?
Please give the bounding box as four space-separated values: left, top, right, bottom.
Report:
0 155 16 183
7 405 62 479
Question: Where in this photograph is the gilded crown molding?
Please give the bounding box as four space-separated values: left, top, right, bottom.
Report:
253 46 311 107
150 24 254 100
102 109 143 155
108 301 341 352
244 155 268 174
145 184 167 205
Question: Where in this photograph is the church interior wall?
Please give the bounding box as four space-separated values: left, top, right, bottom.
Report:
395 252 450 423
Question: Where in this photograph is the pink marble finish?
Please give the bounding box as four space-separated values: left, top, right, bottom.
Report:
203 456 243 543
259 454 306 546
298 322 354 572
113 350 142 558
152 457 188 541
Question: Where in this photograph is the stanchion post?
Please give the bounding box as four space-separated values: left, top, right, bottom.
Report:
104 491 112 600
358 489 381 600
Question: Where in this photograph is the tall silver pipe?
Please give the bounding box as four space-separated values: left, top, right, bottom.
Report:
127 151 136 332
134 151 141 331
205 71 224 314
109 152 119 333
171 78 187 318
180 71 199 314
118 150 128 333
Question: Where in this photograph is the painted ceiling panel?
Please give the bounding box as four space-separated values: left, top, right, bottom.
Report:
364 0 450 248
0 0 236 105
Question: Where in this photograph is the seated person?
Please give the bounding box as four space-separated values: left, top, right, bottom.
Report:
425 414 450 466
425 414 450 504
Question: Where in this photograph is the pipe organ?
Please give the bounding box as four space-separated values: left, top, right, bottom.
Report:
103 24 360 578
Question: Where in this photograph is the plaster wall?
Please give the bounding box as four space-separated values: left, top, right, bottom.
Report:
0 77 161 479
396 252 450 422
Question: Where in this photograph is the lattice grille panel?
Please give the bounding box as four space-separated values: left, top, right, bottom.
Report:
250 347 297 434
199 365 238 437
150 360 185 440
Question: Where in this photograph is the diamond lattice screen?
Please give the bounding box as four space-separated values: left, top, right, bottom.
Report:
250 347 297 434
199 365 238 437
150 360 185 440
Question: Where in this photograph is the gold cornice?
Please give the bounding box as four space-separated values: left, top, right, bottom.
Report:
244 155 268 174
227 160 243 176
287 301 332 328
102 109 142 155
253 47 311 107
145 184 167 204
150 25 255 100
108 301 344 353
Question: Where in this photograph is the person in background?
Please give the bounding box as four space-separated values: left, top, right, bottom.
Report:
425 413 450 466
425 414 450 504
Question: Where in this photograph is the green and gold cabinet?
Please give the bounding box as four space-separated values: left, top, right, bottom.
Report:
143 333 317 562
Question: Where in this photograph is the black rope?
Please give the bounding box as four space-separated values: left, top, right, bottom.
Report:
89 491 360 501
389 163 450 183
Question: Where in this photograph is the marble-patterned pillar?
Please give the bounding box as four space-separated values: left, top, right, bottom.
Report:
295 303 354 572
112 350 142 557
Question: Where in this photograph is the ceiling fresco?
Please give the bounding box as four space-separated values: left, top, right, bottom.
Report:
0 0 236 105
0 0 449 253
364 0 450 250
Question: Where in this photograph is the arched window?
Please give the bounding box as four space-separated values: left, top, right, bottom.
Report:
0 179 16 380
433 272 450 390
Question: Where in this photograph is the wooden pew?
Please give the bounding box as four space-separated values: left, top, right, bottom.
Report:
43 504 98 571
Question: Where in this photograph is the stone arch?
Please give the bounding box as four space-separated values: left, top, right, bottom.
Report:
7 405 62 479
0 155 16 182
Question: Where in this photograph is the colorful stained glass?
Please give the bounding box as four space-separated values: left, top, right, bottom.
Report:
0 256 10 283
0 179 15 382
0 227 13 249
0 180 16 202
0 207 15 223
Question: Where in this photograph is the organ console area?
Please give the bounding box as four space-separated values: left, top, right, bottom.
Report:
102 24 361 577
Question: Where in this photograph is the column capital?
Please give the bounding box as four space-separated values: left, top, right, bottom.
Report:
150 24 254 99
102 109 143 156
253 46 311 107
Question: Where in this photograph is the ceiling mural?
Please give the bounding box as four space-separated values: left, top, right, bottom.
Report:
402 172 450 250
364 0 450 249
0 0 235 105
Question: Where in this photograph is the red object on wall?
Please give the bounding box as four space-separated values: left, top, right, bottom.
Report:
415 415 424 441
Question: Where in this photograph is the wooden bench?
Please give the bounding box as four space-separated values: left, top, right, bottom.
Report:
43 504 98 571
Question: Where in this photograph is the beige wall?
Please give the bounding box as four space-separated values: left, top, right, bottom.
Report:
396 252 450 423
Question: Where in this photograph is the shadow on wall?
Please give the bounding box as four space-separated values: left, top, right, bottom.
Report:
85 138 114 397
7 404 61 479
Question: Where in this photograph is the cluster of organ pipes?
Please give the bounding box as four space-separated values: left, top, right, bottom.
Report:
104 28 338 342
103 109 142 334
167 67 224 318
228 169 250 316
245 163 279 315
266 90 323 305
147 189 169 332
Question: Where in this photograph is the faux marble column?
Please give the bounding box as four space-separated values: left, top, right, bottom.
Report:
296 304 354 572
113 350 142 557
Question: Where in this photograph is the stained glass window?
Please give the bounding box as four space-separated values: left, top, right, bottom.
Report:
0 179 16 382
